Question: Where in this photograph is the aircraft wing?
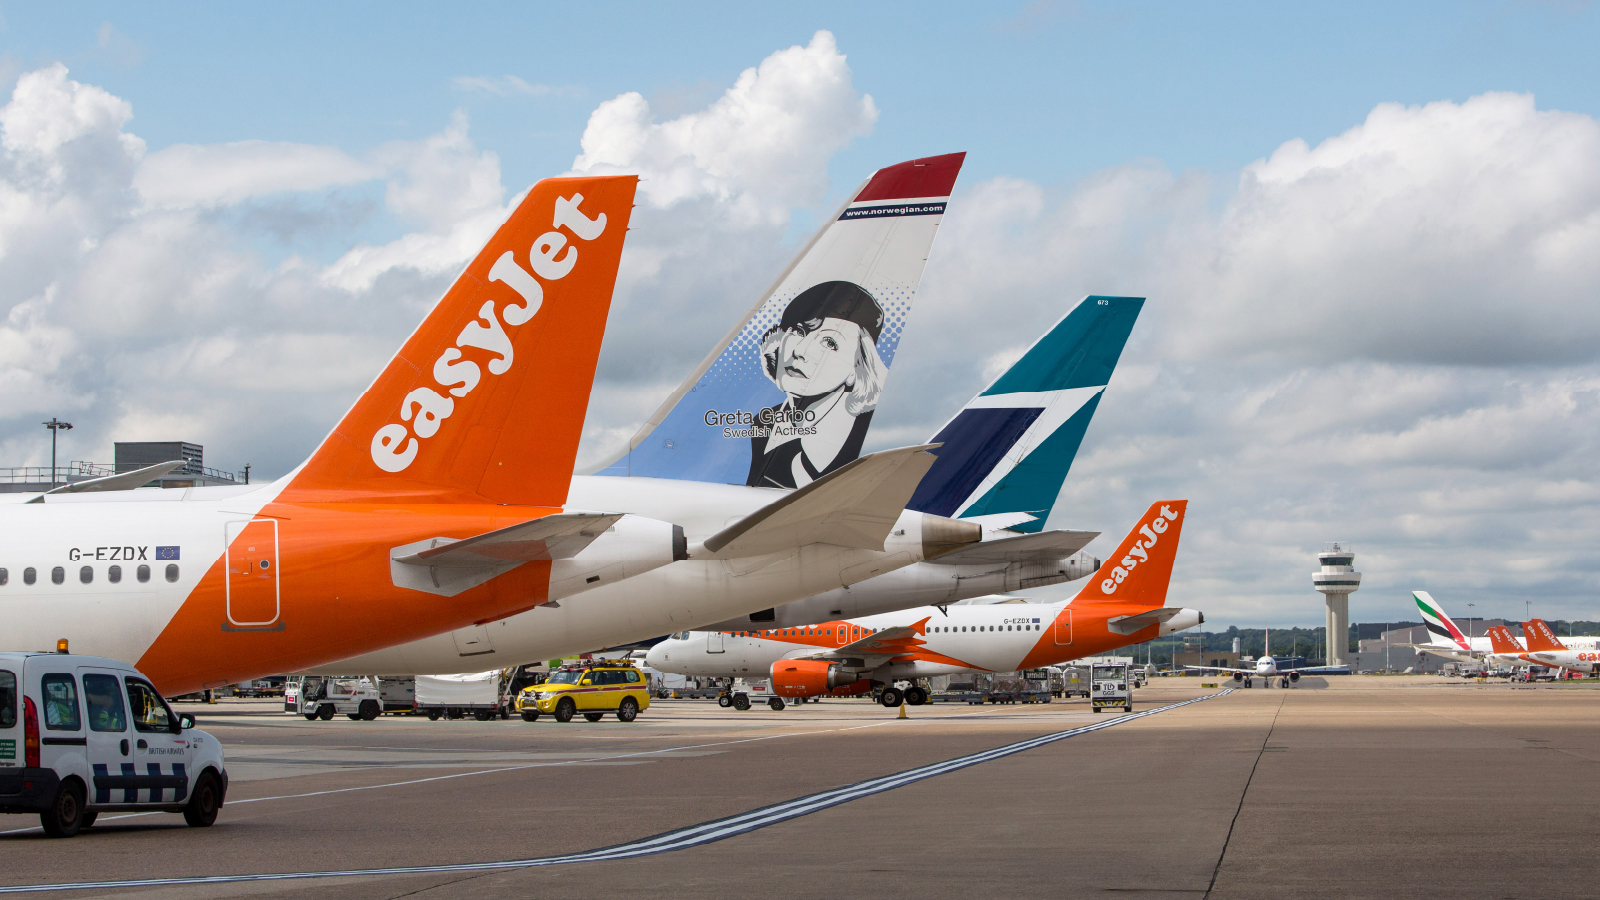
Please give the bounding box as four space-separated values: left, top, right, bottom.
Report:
702 445 942 558
393 511 625 567
1183 665 1257 675
25 460 188 503
1395 643 1478 663
924 529 1099 565
793 618 933 665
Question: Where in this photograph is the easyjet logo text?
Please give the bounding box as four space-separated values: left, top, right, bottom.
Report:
1101 505 1180 595
370 194 608 473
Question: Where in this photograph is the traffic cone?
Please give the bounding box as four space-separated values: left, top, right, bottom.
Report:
897 700 908 719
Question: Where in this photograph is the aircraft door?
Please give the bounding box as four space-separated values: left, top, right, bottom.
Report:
1053 610 1073 646
836 625 849 645
707 632 725 654
225 519 280 627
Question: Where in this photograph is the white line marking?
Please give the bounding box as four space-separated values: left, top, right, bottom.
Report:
0 691 1229 893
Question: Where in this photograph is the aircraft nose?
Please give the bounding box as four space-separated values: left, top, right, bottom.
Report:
644 643 667 668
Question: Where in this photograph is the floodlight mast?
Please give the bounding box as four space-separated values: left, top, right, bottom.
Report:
42 418 73 485
1314 543 1361 667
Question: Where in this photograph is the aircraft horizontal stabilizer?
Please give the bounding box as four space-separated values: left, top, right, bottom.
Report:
702 445 940 558
1106 607 1187 636
394 511 625 568
925 529 1098 565
27 460 187 502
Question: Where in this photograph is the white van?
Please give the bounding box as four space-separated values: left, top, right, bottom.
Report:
0 650 228 837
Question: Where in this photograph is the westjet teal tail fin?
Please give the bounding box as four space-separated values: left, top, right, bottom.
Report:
587 153 966 488
906 296 1142 531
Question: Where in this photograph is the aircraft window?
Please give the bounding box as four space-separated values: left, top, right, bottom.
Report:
83 673 128 733
0 568 6 586
136 564 150 583
826 629 832 635
125 678 174 734
0 670 14 728
40 673 80 731
80 566 93 584
51 567 64 585
108 565 121 584
23 568 36 585
165 564 180 583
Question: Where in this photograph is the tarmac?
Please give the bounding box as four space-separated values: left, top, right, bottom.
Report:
3 675 1599 899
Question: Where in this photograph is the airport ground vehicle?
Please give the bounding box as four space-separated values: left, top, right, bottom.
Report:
287 675 382 721
416 665 546 720
1090 663 1132 713
515 661 650 723
0 649 226 837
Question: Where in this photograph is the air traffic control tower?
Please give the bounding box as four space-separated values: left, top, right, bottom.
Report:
1314 543 1361 667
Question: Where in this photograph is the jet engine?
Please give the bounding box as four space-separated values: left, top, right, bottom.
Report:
770 659 866 698
1288 671 1300 682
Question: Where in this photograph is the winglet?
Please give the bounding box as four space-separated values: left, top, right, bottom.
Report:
1071 501 1187 608
1522 619 1567 652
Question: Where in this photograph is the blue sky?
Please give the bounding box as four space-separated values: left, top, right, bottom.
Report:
4 3 1600 629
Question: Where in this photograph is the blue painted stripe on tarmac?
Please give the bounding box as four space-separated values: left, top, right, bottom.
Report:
0 690 1231 894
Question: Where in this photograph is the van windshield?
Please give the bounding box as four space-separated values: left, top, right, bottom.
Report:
545 671 583 685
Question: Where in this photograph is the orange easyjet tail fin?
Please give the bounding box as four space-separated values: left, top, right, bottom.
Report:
1522 619 1567 652
292 176 638 505
1486 626 1523 655
1072 500 1187 608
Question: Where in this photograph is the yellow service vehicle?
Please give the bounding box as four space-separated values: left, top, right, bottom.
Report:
515 661 649 723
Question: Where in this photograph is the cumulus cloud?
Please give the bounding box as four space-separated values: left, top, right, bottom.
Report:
135 141 378 209
569 30 878 224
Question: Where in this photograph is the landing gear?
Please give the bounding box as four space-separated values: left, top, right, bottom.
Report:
879 687 903 708
768 697 786 711
1243 678 1252 689
1279 678 1289 689
904 686 928 706
732 694 751 711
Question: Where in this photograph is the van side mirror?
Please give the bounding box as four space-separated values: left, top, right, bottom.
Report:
178 713 196 731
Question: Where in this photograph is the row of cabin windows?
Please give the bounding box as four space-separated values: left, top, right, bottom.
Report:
739 624 1043 638
0 564 179 586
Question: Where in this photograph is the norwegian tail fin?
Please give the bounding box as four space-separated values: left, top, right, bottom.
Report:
1485 626 1524 655
1413 592 1471 651
1522 619 1567 652
291 176 638 504
587 153 966 488
907 295 1142 529
1072 500 1187 608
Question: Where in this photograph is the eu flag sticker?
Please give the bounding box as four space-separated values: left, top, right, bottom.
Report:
156 546 180 560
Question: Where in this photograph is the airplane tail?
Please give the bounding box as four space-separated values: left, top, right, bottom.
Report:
1071 500 1187 608
292 176 638 504
1413 592 1471 651
1486 626 1524 655
906 295 1142 530
587 153 967 488
1522 619 1567 652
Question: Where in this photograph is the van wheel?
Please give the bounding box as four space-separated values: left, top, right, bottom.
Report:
554 698 576 723
183 771 222 828
618 697 639 722
40 780 85 838
521 711 539 722
317 705 335 721
427 709 442 721
359 700 380 721
79 812 98 829
583 712 604 722
474 710 492 722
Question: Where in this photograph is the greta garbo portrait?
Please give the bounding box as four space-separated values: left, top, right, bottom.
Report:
746 280 888 489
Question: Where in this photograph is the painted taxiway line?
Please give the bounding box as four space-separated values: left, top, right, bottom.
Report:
0 690 1231 894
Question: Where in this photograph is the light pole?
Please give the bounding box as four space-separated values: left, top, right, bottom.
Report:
42 418 72 485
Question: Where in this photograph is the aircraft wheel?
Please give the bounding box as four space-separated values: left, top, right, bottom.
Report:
904 687 928 706
880 688 903 708
554 698 576 723
1243 679 1252 689
718 694 733 708
768 697 785 711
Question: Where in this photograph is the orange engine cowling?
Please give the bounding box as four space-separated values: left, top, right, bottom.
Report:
770 659 862 698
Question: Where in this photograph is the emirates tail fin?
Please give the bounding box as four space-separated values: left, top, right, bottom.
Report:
1413 592 1471 651
1072 501 1187 608
291 176 637 504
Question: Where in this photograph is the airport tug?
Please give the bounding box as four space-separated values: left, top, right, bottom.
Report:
515 660 650 723
1090 663 1132 713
